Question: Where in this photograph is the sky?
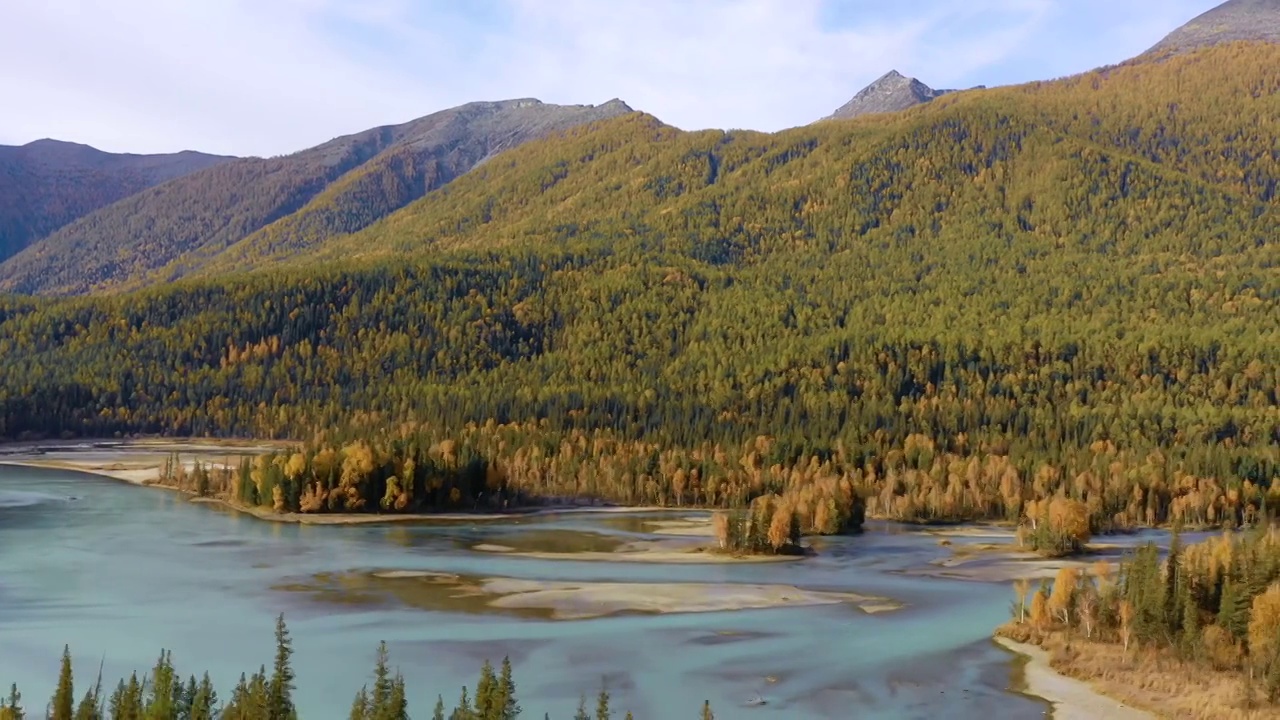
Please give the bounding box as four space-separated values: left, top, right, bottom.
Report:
0 0 1223 158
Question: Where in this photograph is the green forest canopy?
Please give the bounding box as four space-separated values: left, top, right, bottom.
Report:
0 42 1275 528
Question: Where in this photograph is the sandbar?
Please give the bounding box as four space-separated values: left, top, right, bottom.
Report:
310 570 901 620
473 536 800 564
996 637 1154 720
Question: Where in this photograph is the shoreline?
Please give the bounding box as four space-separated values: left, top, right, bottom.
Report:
0 456 680 524
995 637 1155 720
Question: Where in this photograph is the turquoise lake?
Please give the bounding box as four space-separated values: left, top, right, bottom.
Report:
0 463 1063 719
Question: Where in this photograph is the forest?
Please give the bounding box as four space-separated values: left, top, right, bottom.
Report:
0 616 707 720
0 43 1275 540
1002 526 1280 718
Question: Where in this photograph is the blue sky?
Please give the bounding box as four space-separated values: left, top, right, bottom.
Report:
0 0 1221 157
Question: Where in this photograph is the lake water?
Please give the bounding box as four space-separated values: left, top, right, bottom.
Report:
0 464 1059 719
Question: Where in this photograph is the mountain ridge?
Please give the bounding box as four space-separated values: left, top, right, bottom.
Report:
1146 0 1280 56
0 97 635 295
0 140 231 264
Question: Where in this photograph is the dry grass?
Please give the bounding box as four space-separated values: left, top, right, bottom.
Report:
996 625 1280 720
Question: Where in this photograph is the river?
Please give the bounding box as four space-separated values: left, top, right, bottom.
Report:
0 463 1063 719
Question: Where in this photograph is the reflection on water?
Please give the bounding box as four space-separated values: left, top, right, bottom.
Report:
0 465 1056 719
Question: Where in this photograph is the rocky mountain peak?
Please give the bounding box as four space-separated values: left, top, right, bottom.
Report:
1146 0 1280 56
822 71 969 121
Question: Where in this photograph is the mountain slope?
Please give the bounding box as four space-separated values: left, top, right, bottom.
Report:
0 98 634 296
1146 0 1280 55
0 43 1275 521
254 42 1278 275
0 139 229 263
821 71 976 120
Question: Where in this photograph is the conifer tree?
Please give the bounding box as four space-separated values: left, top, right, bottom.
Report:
370 642 393 717
700 700 714 720
349 687 370 720
1 684 23 720
268 614 296 720
573 693 589 720
450 686 473 720
189 673 217 720
498 656 520 720
595 679 610 720
51 645 74 720
144 650 176 720
474 660 497 720
432 695 446 720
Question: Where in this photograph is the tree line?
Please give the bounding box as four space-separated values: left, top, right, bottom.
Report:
1006 524 1280 712
0 616 716 720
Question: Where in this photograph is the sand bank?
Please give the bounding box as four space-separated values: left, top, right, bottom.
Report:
345 571 900 620
473 535 800 564
996 638 1154 720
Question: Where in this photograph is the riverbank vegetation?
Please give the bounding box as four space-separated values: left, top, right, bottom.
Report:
0 616 707 720
999 526 1280 718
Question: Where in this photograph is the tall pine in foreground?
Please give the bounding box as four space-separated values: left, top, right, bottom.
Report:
268 614 296 720
50 645 74 720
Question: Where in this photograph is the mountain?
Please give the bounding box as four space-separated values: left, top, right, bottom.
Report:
1146 0 1280 56
0 98 634 296
822 70 980 120
0 41 1275 487
0 139 229 263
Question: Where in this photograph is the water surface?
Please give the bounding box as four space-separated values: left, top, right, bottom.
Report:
1 465 1056 718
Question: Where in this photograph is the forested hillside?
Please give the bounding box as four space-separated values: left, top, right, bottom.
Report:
0 139 229 264
0 43 1275 528
0 99 633 296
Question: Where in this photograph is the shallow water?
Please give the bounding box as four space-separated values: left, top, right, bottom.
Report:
0 465 1059 719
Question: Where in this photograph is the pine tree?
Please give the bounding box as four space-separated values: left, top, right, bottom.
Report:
370 642 393 718
349 687 370 720
189 674 217 720
498 657 520 720
72 660 103 720
144 649 176 720
474 660 497 720
432 695 446 720
51 645 74 720
1180 576 1201 660
1165 526 1182 637
700 700 714 720
450 686 474 720
573 693 589 720
1 684 23 720
268 614 296 720
384 675 408 720
595 678 610 720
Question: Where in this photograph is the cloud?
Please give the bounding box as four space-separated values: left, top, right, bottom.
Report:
0 0 1222 157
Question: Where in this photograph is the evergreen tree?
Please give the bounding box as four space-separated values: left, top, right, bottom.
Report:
573 693 589 720
474 660 497 720
432 695 446 720
370 642 393 717
700 700 714 720
143 650 176 720
1 684 23 720
51 645 74 720
383 675 408 720
498 656 520 720
189 674 217 720
268 614 296 720
349 687 370 720
72 660 103 720
450 686 473 720
594 679 610 720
